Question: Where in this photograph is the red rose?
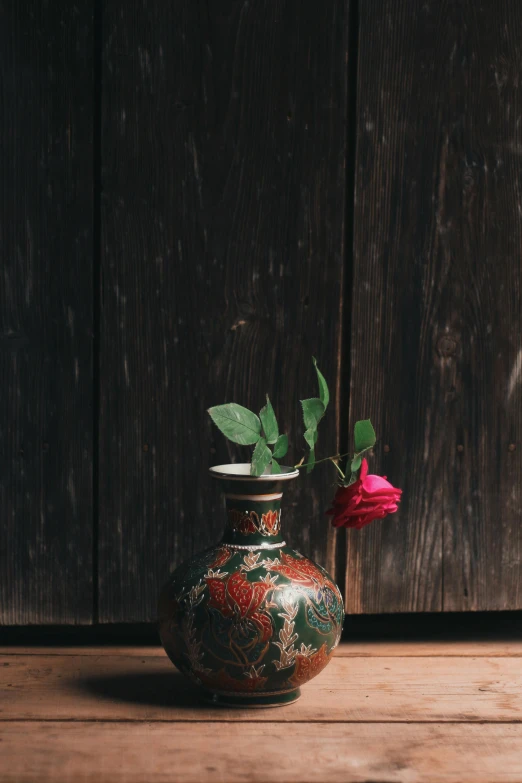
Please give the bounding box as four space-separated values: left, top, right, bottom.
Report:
327 458 402 529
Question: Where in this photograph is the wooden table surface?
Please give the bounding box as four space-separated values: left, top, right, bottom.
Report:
1 639 522 782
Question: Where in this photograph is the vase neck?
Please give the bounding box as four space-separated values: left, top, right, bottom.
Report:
221 491 285 547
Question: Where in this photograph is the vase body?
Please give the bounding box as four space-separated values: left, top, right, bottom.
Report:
158 464 344 706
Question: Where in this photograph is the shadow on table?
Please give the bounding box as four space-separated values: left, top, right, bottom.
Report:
75 670 202 709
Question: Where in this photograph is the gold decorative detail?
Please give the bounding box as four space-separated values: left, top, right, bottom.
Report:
273 595 299 671
227 508 281 536
179 580 211 676
203 568 228 580
296 643 317 657
261 556 282 570
259 573 279 591
288 643 331 688
244 664 265 680
260 510 281 536
241 552 263 572
224 541 286 551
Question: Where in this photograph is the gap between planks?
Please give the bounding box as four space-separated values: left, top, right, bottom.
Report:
1 718 522 725
2 639 522 657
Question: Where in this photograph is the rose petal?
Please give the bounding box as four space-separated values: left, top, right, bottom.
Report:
347 507 387 529
361 485 402 500
363 474 395 492
327 462 402 530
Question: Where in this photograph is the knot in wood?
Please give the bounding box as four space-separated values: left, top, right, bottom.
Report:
436 335 458 358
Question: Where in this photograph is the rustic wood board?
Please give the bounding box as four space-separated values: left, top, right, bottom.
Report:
2 721 522 783
3 638 522 657
346 0 522 612
2 646 522 782
2 650 522 723
99 0 349 622
0 1 93 623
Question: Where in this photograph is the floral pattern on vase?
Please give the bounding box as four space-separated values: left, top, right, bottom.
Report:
159 466 344 706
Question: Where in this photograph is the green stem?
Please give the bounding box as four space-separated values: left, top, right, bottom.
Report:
329 458 346 480
295 451 351 470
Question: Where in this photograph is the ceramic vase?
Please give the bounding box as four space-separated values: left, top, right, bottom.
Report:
158 464 344 707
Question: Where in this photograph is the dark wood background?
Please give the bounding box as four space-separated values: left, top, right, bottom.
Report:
1 0 521 624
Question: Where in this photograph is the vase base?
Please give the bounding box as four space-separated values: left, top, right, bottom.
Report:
202 687 301 708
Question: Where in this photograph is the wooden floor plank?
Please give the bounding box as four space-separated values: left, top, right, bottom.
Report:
3 638 522 657
1 721 522 783
2 651 521 723
338 639 522 657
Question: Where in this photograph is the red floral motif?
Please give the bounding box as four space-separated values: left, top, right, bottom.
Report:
228 510 258 535
261 510 280 535
198 668 268 692
227 508 280 536
205 571 274 643
208 547 233 570
289 643 332 687
267 551 330 590
239 516 258 534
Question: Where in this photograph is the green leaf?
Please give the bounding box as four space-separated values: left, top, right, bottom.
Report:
303 428 318 473
354 419 376 454
312 357 329 409
271 458 282 474
208 403 261 445
272 434 288 459
301 398 325 431
259 395 279 444
304 428 318 449
250 437 273 476
300 360 329 474
350 454 362 473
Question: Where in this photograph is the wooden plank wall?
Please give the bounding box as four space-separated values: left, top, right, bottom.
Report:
2 0 522 623
98 0 349 621
346 0 522 613
0 2 94 623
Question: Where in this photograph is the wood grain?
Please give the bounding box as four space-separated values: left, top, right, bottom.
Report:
0 2 93 623
2 721 522 783
4 638 522 656
346 0 522 612
99 0 349 621
2 646 522 782
2 650 522 723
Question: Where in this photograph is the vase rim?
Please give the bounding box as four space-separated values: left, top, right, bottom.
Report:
209 463 300 481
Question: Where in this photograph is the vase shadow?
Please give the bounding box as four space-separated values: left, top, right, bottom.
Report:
75 670 202 709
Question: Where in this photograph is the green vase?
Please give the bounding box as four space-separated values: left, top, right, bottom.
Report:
158 463 344 707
